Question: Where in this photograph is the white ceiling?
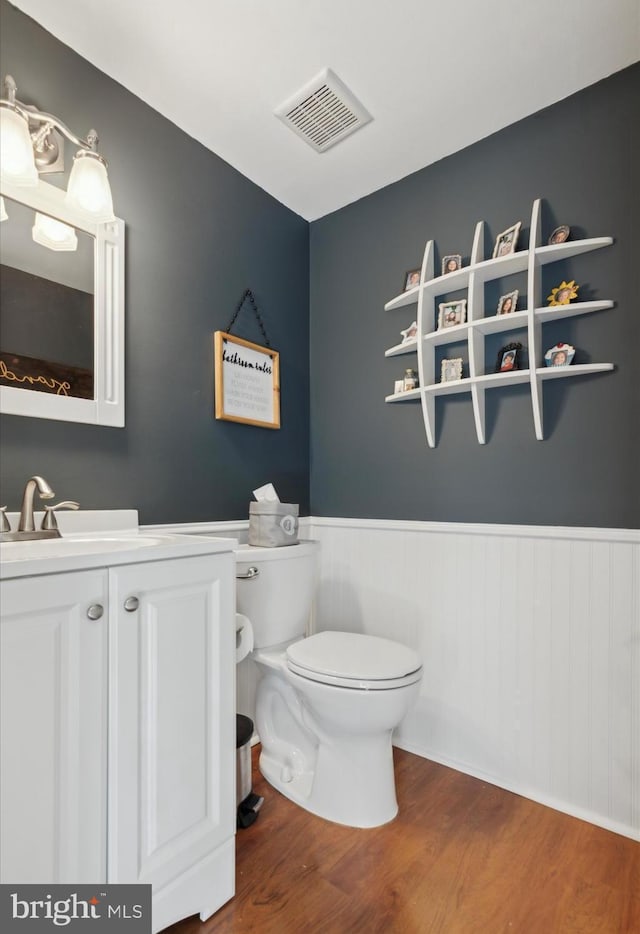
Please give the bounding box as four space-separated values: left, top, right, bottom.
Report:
9 0 640 221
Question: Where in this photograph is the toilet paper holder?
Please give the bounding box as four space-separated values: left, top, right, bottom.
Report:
236 612 254 663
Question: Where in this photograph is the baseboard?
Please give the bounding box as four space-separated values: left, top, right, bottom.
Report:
393 738 640 842
152 837 235 932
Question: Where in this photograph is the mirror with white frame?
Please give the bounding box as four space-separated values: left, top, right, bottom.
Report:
0 177 125 426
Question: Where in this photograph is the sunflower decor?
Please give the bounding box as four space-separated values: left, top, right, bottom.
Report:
547 280 579 306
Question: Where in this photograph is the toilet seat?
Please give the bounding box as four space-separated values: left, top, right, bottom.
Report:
286 631 422 691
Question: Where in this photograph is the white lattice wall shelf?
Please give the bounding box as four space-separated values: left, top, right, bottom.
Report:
384 199 615 446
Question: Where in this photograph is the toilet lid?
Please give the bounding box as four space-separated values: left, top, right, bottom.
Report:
286 631 422 689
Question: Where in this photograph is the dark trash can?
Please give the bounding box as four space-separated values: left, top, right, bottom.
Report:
236 714 263 829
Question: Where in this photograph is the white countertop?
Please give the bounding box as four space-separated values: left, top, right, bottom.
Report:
0 510 237 580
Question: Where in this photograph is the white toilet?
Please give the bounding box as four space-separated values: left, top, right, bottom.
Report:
236 540 422 828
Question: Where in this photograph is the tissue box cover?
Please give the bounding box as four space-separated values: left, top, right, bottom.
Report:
248 502 299 547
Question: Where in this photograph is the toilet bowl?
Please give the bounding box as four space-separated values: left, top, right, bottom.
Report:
236 541 423 828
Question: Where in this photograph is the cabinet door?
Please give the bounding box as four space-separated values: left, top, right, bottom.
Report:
108 554 235 892
0 569 108 883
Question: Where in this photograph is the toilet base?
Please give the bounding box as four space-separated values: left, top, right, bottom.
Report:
253 647 421 829
258 729 399 829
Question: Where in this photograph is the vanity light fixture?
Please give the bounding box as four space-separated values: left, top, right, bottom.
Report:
0 81 38 186
0 74 115 223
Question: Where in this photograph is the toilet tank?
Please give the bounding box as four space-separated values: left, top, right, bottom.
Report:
235 540 318 648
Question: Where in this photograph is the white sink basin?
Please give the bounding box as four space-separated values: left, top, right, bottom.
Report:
0 534 166 562
0 514 236 579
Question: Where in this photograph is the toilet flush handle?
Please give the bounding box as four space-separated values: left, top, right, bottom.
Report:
236 566 260 581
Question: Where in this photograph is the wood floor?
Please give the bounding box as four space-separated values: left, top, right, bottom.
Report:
168 746 640 934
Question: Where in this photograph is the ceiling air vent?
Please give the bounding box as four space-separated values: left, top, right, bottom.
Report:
275 68 372 153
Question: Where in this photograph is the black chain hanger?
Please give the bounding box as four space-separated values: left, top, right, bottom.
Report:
226 289 272 348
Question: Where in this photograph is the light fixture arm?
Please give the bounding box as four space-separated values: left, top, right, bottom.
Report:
25 108 100 153
1 75 102 158
1 74 115 222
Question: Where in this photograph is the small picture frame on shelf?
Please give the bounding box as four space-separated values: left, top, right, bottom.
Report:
394 379 405 394
441 358 463 382
492 222 522 259
400 321 418 343
544 343 575 367
548 225 570 245
438 299 467 330
403 269 421 291
497 290 518 316
495 342 523 373
547 279 579 306
442 254 462 276
403 368 418 390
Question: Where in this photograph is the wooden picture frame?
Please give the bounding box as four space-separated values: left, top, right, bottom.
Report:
214 331 280 429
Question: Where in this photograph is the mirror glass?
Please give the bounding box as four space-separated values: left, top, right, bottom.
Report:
0 197 95 399
0 176 124 427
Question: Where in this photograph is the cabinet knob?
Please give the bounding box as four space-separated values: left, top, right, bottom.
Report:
123 596 139 613
87 604 104 620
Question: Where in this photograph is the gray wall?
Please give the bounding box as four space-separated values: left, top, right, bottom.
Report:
310 64 640 529
2 2 637 530
0 2 310 523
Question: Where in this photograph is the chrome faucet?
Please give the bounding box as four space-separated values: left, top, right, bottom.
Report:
17 475 55 532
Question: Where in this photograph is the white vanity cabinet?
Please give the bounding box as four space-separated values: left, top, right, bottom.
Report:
0 546 235 933
108 554 235 931
0 568 109 884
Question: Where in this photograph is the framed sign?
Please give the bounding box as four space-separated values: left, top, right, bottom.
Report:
214 331 280 429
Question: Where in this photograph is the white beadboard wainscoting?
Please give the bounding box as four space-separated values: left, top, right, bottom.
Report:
308 518 639 841
148 517 639 840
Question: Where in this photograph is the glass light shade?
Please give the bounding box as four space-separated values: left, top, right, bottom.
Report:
0 196 7 222
65 151 115 222
32 212 78 251
0 105 38 186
